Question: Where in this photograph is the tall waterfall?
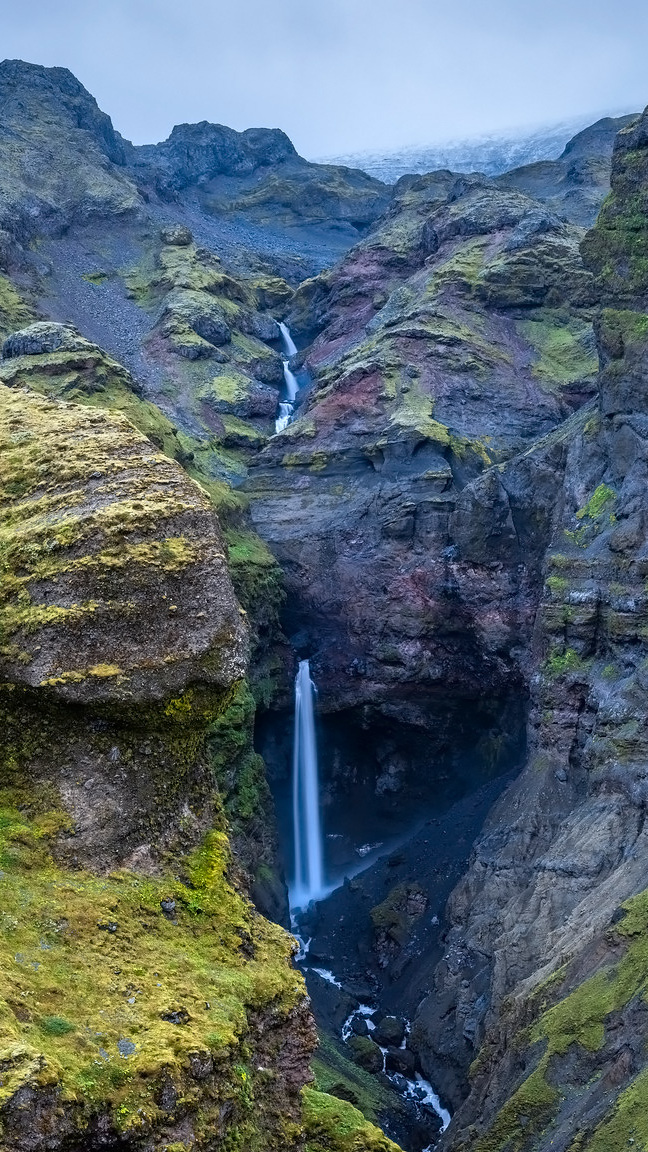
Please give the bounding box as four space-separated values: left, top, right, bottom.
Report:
275 323 299 433
292 660 324 908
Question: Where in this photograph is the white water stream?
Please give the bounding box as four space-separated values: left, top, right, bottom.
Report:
279 320 298 357
340 1004 452 1135
275 322 300 433
291 660 325 908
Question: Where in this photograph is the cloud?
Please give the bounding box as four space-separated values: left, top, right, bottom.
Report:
1 0 645 155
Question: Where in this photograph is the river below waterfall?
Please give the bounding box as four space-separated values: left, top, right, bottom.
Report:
281 658 504 1150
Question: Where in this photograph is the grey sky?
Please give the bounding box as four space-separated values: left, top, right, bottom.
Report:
2 0 647 156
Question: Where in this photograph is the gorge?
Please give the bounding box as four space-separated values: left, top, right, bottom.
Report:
1 53 648 1152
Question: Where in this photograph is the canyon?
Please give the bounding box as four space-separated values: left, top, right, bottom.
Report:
0 54 648 1152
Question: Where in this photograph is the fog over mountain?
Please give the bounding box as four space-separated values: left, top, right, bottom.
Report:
317 114 634 183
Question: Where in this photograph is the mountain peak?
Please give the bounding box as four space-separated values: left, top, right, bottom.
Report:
0 57 127 165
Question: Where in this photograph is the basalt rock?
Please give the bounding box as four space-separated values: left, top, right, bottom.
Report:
247 159 599 837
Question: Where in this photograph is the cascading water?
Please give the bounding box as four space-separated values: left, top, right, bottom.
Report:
292 660 324 908
279 321 298 357
275 322 300 433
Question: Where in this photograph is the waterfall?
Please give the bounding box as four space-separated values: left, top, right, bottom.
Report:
282 361 299 402
274 323 300 433
292 660 324 908
275 402 293 433
279 321 298 357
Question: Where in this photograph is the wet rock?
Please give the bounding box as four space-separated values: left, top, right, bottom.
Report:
350 1015 370 1037
348 1035 384 1074
385 1047 417 1076
374 1016 406 1047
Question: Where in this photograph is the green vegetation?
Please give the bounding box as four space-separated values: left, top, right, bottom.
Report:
518 312 598 388
301 1088 402 1152
0 275 34 339
0 799 304 1142
312 1033 405 1129
576 484 616 521
474 886 648 1152
542 647 587 678
225 529 285 653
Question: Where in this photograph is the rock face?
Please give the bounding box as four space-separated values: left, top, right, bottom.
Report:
0 59 140 241
3 56 648 1152
404 108 648 1151
0 380 246 704
0 341 319 1150
496 113 638 227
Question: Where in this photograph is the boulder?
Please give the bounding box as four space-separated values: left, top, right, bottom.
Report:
374 1016 406 1047
2 321 89 359
348 1036 384 1074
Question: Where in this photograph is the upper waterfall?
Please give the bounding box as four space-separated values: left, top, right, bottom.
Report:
279 321 298 357
274 322 301 433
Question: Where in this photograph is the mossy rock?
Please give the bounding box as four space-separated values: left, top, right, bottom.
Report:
347 1036 384 1074
0 804 312 1149
0 379 247 702
301 1087 402 1152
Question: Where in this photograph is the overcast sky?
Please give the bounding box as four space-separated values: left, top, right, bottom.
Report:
2 0 646 156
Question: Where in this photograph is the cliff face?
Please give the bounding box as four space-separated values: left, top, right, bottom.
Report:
0 347 317 1149
3 52 648 1152
408 108 648 1151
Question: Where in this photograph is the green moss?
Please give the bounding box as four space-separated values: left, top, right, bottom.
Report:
209 680 279 892
518 313 598 388
576 484 616 521
0 804 303 1135
0 275 34 339
225 529 285 641
370 883 427 948
301 1088 402 1152
427 237 488 293
203 372 254 407
475 886 648 1152
542 647 587 678
474 1064 559 1152
311 1033 404 1128
546 575 568 596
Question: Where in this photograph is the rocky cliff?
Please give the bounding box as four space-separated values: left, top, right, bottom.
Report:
248 101 648 1152
2 51 648 1152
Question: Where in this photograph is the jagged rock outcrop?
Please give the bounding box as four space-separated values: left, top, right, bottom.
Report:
0 59 140 242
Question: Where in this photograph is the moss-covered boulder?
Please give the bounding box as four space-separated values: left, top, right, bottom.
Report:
301 1087 402 1152
0 809 315 1151
0 382 246 702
